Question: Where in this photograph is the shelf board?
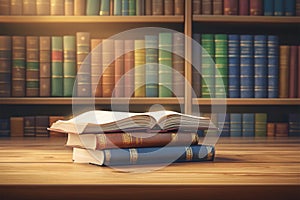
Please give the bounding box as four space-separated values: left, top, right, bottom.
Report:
193 98 300 105
193 15 300 23
0 16 184 23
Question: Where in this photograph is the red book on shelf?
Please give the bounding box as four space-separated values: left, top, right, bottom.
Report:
114 40 125 97
289 46 298 98
239 0 249 15
224 0 238 15
275 123 288 137
124 40 135 97
267 123 275 137
250 0 263 15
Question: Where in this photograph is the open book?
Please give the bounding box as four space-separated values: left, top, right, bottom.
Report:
49 110 212 134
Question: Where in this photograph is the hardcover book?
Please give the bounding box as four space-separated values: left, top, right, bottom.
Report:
213 0 223 15
50 0 64 15
113 0 122 15
267 122 275 137
228 34 240 98
37 0 50 15
242 113 255 137
10 117 24 137
10 0 23 15
0 0 10 15
23 0 36 15
0 118 10 137
254 35 267 98
102 39 115 97
264 0 274 16
255 113 267 137
164 0 174 15
129 0 136 15
267 35 279 98
250 0 263 15
65 0 74 15
122 0 129 15
51 36 63 97
26 36 39 97
230 113 242 137
224 0 238 15
152 0 164 15
279 46 290 98
217 113 230 137
174 0 184 15
134 40 146 97
74 0 86 15
275 123 288 137
239 0 249 15
298 46 300 98
0 36 11 97
63 36 76 97
274 0 284 16
100 0 110 15
202 0 212 15
193 0 202 15
39 36 51 97
124 40 135 97
24 116 35 137
86 0 100 15
114 40 125 97
289 46 298 98
288 113 300 137
285 0 296 16
35 116 49 137
145 0 152 15
91 39 102 97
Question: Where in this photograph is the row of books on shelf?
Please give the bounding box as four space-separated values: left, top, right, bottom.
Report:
0 0 184 16
193 0 300 16
192 34 300 98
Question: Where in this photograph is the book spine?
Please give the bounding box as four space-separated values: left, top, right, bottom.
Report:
267 122 275 137
193 0 202 15
298 46 300 98
91 39 102 97
192 33 201 97
36 0 50 15
254 35 267 98
23 0 37 15
39 36 51 97
128 0 136 15
0 0 10 15
224 0 238 15
288 113 300 136
145 0 152 15
10 117 24 137
172 33 185 97
136 0 145 16
159 33 173 97
152 0 164 15
50 0 64 15
264 0 274 16
297 0 300 16
24 116 35 137
240 35 254 98
26 36 39 97
279 45 290 98
201 34 215 98
242 113 255 137
12 36 25 97
145 35 159 97
86 0 100 15
10 0 23 15
63 36 76 97
100 0 111 15
124 40 135 97
214 34 228 98
255 113 267 137
65 0 74 15
114 40 125 97
49 116 66 137
250 0 263 15
267 35 279 98
74 0 86 15
35 116 49 137
164 0 174 15
275 123 288 137
114 0 122 15
285 0 296 16
174 0 184 15
0 36 11 97
289 46 298 98
228 34 240 98
122 0 129 15
213 0 223 15
239 0 249 15
134 40 146 97
217 113 230 137
202 0 212 15
274 0 284 16
51 36 63 97
102 39 115 97
230 113 242 137
0 118 10 137
76 32 91 97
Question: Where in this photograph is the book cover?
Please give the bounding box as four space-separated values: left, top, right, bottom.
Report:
51 36 63 97
129 0 136 15
12 36 26 97
250 0 263 15
124 40 135 97
122 0 129 15
228 34 240 98
74 0 86 15
145 0 152 15
24 116 35 137
0 36 11 97
224 0 238 15
267 35 279 98
39 36 51 97
289 46 298 98
26 36 39 97
10 0 23 15
63 36 76 97
275 123 288 137
279 46 290 98
239 0 249 15
255 113 267 137
134 40 146 97
23 0 36 15
50 0 64 15
10 117 24 137
65 0 74 15
217 113 230 137
174 0 184 15
288 113 300 136
267 122 275 137
254 35 267 98
37 0 50 15
192 33 201 97
86 0 100 15
285 0 296 16
114 39 125 97
49 116 66 137
100 0 110 15
35 116 49 137
193 0 202 15
113 0 122 15
274 0 284 16
91 39 102 97
242 113 255 137
230 113 242 137
213 0 223 15
202 0 212 15
0 0 10 15
102 39 115 97
164 0 174 15
152 0 164 15
0 118 10 137
264 0 274 16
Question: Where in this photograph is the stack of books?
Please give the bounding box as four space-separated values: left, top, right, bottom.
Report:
49 110 215 166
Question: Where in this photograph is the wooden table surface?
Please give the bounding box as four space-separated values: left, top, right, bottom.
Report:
0 137 299 200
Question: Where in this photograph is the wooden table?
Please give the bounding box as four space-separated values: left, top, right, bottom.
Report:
0 137 299 200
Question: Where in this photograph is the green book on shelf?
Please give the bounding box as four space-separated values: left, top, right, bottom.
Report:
113 0 122 15
255 113 267 137
26 36 39 97
129 0 136 15
100 0 110 15
145 35 158 97
63 36 76 97
51 36 63 97
159 32 173 97
86 0 100 15
134 40 146 97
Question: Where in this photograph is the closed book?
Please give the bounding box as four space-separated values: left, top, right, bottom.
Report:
91 39 102 97
254 35 267 98
128 0 136 15
202 0 212 14
11 0 23 15
100 0 110 15
74 0 86 15
164 0 174 15
255 113 267 137
49 116 65 137
239 0 249 15
288 113 300 137
240 35 254 98
298 46 300 98
134 40 146 97
267 35 279 98
102 39 115 97
73 145 215 166
0 36 11 97
279 46 290 98
50 0 64 15
26 36 39 97
214 34 228 98
275 123 288 137
76 32 91 97
35 116 49 137
172 33 184 97
0 119 10 137
51 36 63 97
145 0 152 15
192 33 201 97
159 33 173 97
124 40 135 97
145 35 159 97
63 36 76 97
213 0 223 15
242 113 255 137
267 122 275 137
24 116 35 137
152 0 164 15
274 0 284 16
122 0 129 15
64 0 74 15
217 113 230 137
228 34 240 98
67 132 199 150
36 0 50 15
224 0 238 15
10 117 24 137
230 113 242 137
289 46 298 98
264 0 274 16
39 36 51 97
174 0 184 15
114 40 125 97
201 34 215 98
285 0 296 16
86 0 100 15
113 0 122 15
136 0 145 15
193 0 202 15
250 0 263 15
23 0 36 15
297 0 300 15
12 36 26 97
0 0 10 15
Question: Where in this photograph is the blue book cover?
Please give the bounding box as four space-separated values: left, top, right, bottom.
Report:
254 35 267 98
145 35 158 97
264 0 274 16
274 0 284 16
228 34 240 98
86 0 101 15
240 35 254 98
114 0 122 15
217 113 230 137
267 35 279 98
288 113 300 136
122 0 129 15
230 113 242 137
0 118 10 137
285 0 296 16
242 113 255 137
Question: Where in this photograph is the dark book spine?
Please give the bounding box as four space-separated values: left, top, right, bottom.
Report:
255 113 267 137
275 123 288 137
10 0 23 15
114 40 125 97
12 36 25 97
0 36 11 97
228 34 240 98
288 113 300 137
202 0 212 15
91 39 102 97
240 35 254 98
102 39 115 97
24 116 35 137
51 36 63 97
230 113 242 137
63 36 76 97
298 46 300 98
49 116 66 137
267 35 279 98
114 0 122 15
224 0 238 15
122 0 129 15
136 0 145 15
134 40 146 97
192 33 201 98
0 118 10 137
145 0 152 15
242 113 255 137
264 0 274 16
10 117 24 137
164 0 174 15
213 0 223 15
36 0 50 15
50 0 65 15
279 46 290 98
26 36 39 97
267 122 275 137
100 0 111 15
86 0 100 15
289 46 298 98
274 0 284 16
23 0 37 15
250 0 263 15
297 0 300 16
35 116 49 137
174 0 184 15
76 32 91 97
0 0 10 15
193 0 202 15
124 40 135 97
239 0 249 15
65 0 74 15
285 0 296 16
152 0 164 15
39 36 51 97
217 113 230 137
74 0 86 15
254 35 267 98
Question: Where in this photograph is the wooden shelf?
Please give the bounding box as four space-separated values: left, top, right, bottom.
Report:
193 98 300 105
193 15 300 23
0 16 184 23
